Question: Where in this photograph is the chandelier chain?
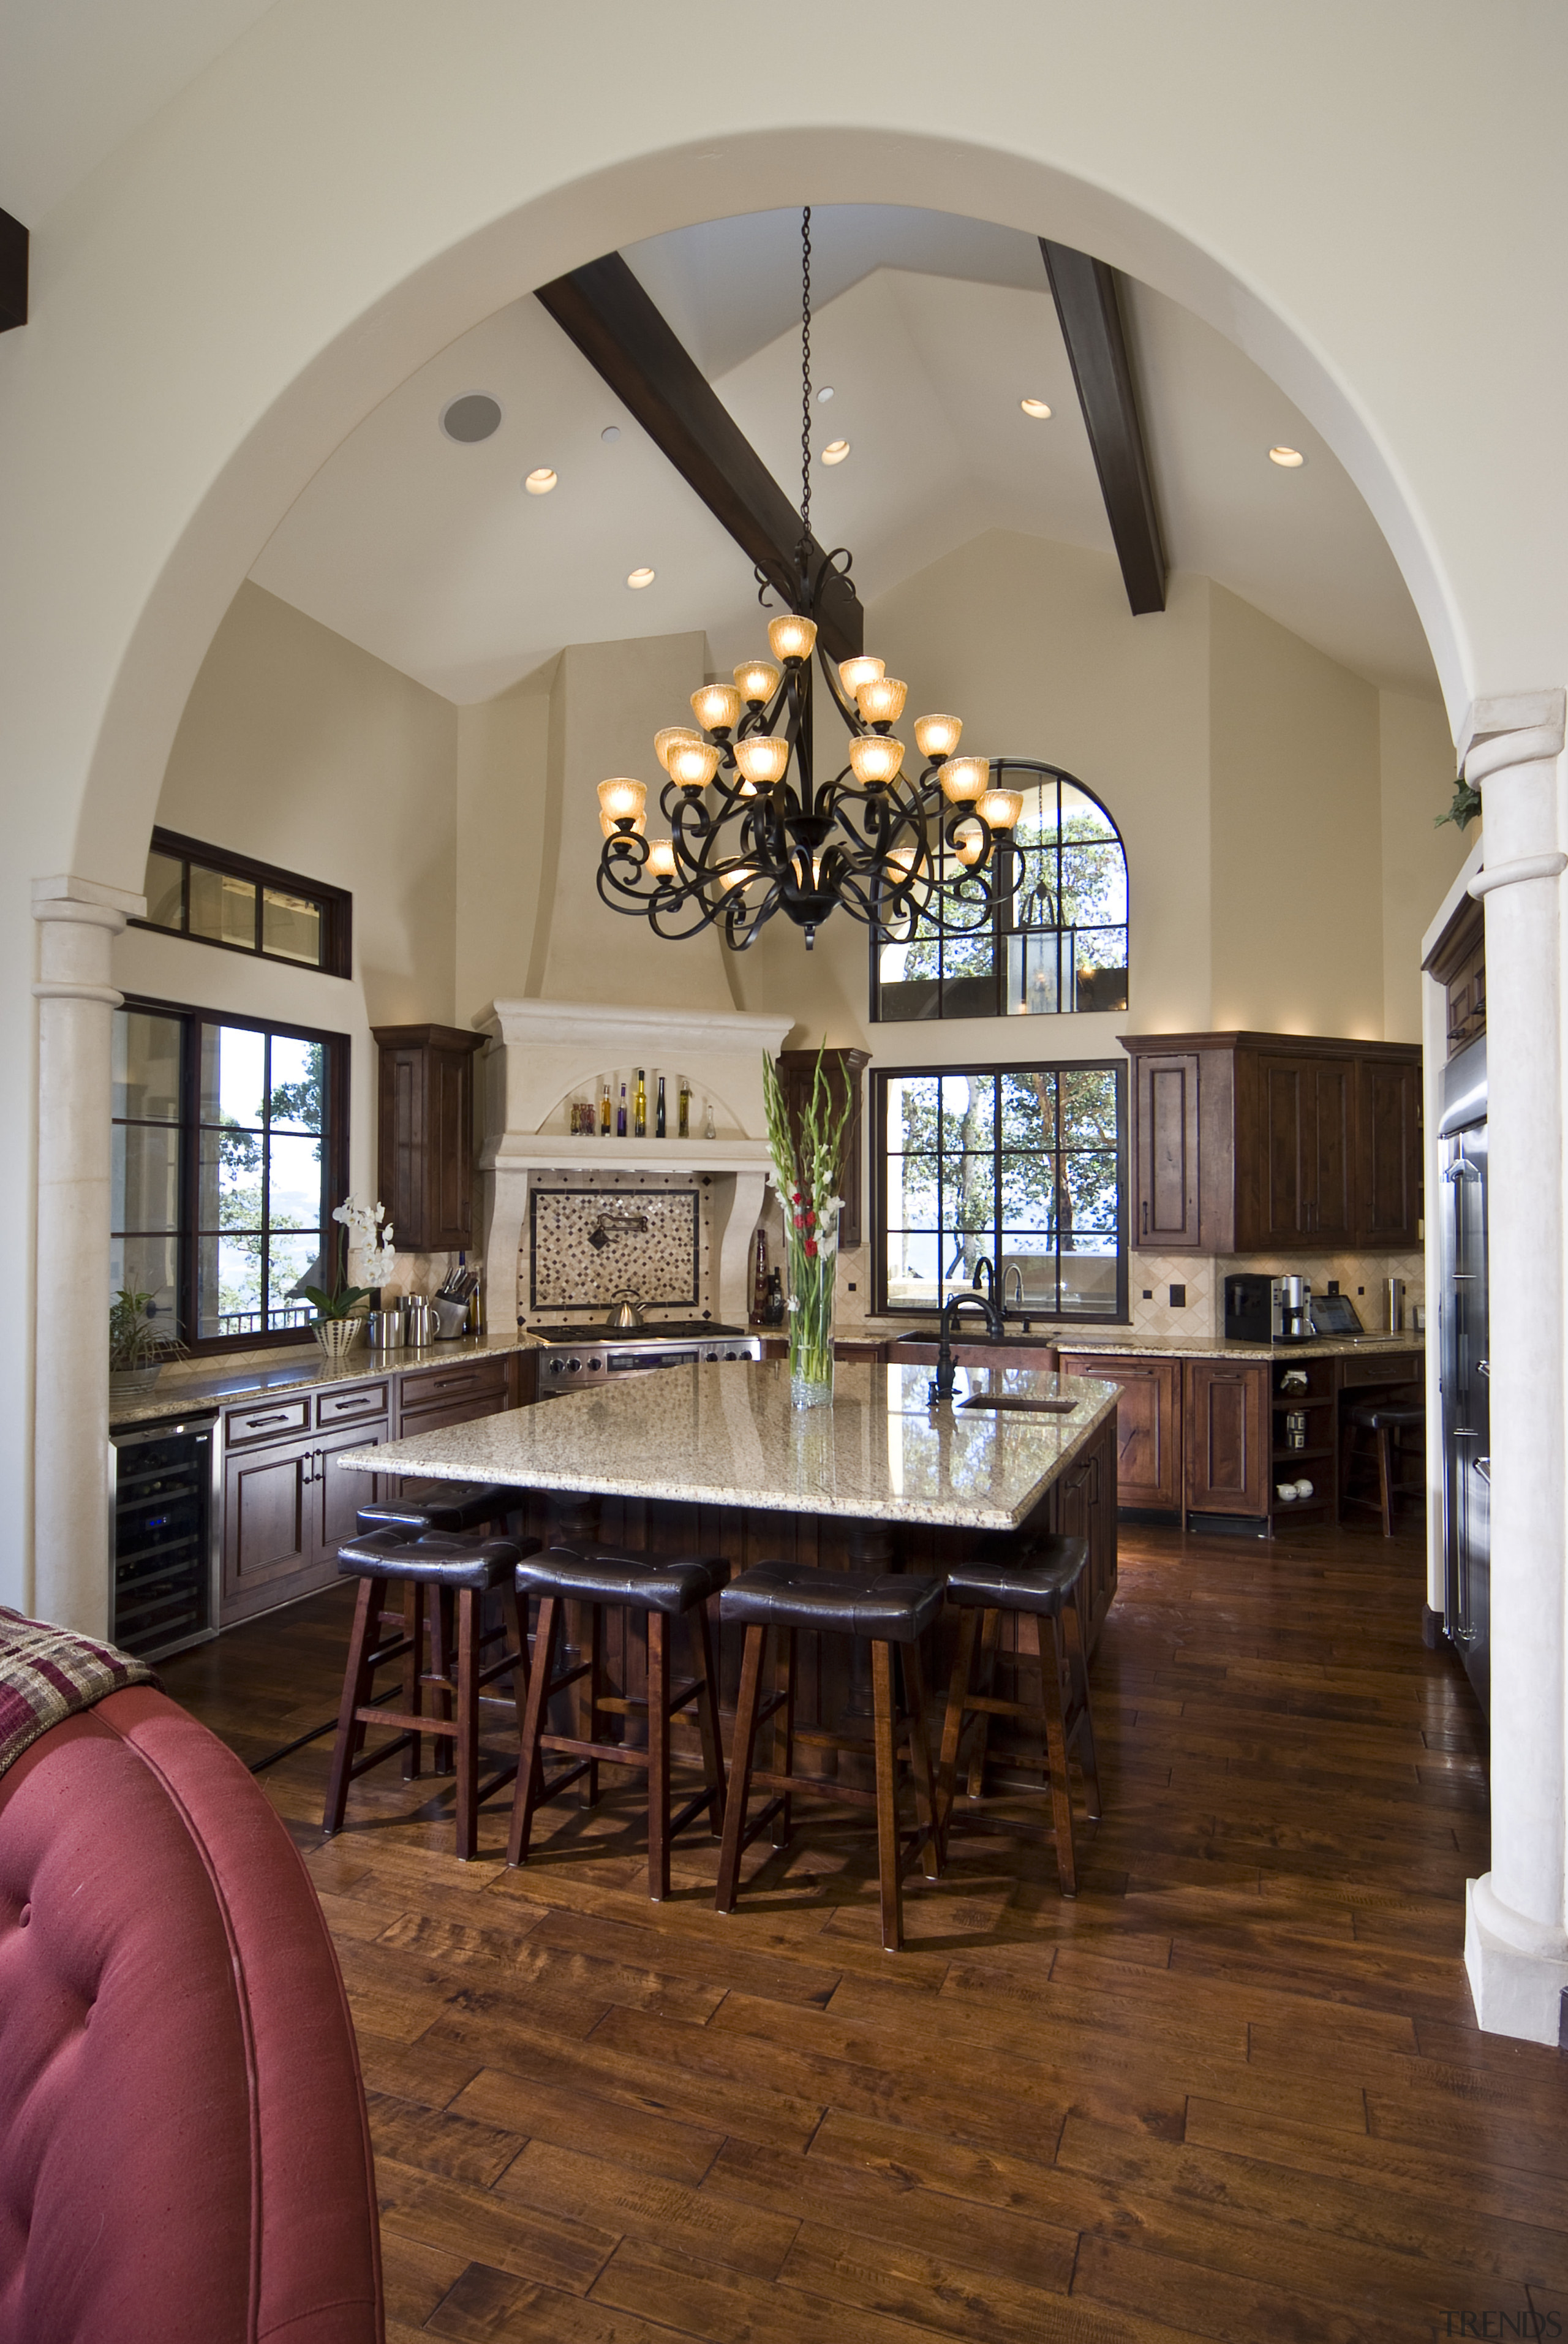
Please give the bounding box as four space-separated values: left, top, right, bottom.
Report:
799 206 812 564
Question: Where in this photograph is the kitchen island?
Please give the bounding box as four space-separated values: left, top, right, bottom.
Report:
340 1358 1120 1747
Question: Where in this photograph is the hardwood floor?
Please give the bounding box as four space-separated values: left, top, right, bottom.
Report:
161 1519 1568 2344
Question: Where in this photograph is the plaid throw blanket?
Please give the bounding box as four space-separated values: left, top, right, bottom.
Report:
0 1607 158 1779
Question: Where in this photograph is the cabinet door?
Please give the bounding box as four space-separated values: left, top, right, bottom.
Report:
1306 1060 1354 1245
1251 1054 1352 1250
222 1437 312 1615
316 1420 390 1556
1133 1053 1201 1250
1184 1362 1268 1516
1058 1353 1182 1511
1357 1056 1421 1246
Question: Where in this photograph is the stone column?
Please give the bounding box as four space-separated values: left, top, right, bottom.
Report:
31 875 143 1638
1460 691 1568 2042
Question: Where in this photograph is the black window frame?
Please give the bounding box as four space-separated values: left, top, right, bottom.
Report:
131 826 353 979
114 994 352 1357
872 1056 1129 1327
869 759 1129 1025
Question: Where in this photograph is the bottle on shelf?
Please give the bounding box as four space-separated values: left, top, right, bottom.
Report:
616 1082 627 1138
600 1081 612 1136
704 1097 716 1140
678 1078 691 1138
752 1227 769 1319
634 1069 647 1139
655 1074 666 1138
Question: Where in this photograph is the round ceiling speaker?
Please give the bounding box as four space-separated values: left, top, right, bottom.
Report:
440 393 503 444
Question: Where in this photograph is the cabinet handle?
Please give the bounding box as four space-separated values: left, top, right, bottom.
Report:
244 1410 290 1428
1142 1200 1148 1237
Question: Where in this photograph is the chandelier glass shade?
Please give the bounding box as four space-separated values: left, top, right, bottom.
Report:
594 210 1018 952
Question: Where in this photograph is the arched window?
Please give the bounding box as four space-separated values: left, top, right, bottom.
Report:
873 760 1129 1024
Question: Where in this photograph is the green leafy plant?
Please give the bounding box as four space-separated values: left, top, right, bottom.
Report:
299 1280 374 1323
108 1288 185 1375
1436 775 1482 832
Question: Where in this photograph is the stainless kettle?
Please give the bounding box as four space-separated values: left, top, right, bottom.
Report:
607 1293 644 1331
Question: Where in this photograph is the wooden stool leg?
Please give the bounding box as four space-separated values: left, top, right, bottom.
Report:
647 1610 671 1900
508 1595 562 1867
967 1608 1003 1800
499 1579 530 1740
688 1600 726 1837
454 1587 481 1861
1378 1425 1395 1538
401 1579 424 1780
900 1639 941 1883
1061 1594 1102 1821
428 1586 455 1775
870 1639 904 1952
937 1607 980 1837
323 1575 381 1837
715 1622 768 1915
771 1627 796 1851
579 1603 603 1808
1030 1612 1079 1897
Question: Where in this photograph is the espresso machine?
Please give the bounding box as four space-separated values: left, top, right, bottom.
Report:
1223 1272 1314 1342
1275 1274 1315 1342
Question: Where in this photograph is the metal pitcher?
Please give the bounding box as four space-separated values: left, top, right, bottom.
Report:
404 1295 434 1347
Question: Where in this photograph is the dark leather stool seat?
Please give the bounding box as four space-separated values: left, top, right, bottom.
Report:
716 1564 943 1952
324 1525 538 1859
355 1480 521 1536
938 1534 1101 1897
1342 1397 1427 1536
509 1544 727 1900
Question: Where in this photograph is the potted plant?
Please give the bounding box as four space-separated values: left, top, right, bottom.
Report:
108 1288 184 1399
300 1279 375 1366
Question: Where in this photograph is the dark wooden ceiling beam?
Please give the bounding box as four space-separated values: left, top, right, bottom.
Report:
0 208 28 333
536 252 862 660
1040 240 1166 615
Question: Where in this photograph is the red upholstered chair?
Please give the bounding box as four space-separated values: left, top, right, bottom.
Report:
0 1684 382 2344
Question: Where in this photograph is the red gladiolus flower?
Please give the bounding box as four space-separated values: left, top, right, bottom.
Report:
805 1238 818 1258
805 1211 815 1225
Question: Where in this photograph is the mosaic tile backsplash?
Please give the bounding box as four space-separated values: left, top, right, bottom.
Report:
527 1173 712 1320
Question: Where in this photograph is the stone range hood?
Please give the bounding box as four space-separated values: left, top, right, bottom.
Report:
475 1000 794 1330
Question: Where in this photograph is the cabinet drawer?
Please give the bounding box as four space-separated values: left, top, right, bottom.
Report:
1340 1350 1422 1388
224 1395 311 1448
396 1392 508 1441
399 1357 507 1413
316 1378 391 1426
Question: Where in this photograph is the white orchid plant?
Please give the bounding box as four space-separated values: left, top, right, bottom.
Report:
332 1195 396 1292
762 1046 849 1400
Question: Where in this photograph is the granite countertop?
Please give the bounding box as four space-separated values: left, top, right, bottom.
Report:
108 1329 543 1429
338 1359 1119 1533
872 1321 1423 1364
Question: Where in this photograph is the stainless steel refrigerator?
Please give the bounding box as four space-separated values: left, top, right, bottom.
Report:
1438 1033 1489 1715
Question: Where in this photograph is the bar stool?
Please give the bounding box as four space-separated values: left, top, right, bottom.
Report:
937 1535 1100 1897
355 1480 522 1536
715 1563 944 1953
1341 1401 1427 1537
323 1526 537 1859
508 1547 728 1900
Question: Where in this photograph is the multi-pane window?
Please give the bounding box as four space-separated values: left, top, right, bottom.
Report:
135 828 352 977
112 1001 349 1352
873 762 1128 1023
876 1062 1126 1323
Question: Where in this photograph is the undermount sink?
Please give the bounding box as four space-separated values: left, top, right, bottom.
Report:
957 1392 1078 1415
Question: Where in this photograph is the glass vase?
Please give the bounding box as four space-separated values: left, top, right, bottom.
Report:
788 1251 835 1409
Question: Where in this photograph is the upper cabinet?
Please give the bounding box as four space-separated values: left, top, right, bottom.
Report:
1121 1031 1423 1254
372 1024 486 1253
1423 894 1485 1061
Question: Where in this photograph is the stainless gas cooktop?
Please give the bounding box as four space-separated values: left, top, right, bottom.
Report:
535 1321 761 1385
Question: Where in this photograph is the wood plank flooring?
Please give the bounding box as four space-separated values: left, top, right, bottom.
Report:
161 1519 1568 2344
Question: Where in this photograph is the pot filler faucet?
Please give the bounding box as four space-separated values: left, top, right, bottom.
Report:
929 1289 1007 1405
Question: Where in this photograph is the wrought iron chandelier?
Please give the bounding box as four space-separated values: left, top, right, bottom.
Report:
595 210 1023 951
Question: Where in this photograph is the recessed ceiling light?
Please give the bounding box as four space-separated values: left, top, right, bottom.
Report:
817 385 835 403
440 392 503 443
627 566 656 589
601 425 621 444
1020 397 1052 420
1269 445 1305 467
821 439 850 466
524 467 557 495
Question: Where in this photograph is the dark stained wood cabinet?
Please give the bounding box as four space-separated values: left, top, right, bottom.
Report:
1184 1359 1269 1520
373 1024 486 1253
775 1046 871 1250
1122 1030 1422 1254
1424 893 1485 1060
1058 1351 1182 1512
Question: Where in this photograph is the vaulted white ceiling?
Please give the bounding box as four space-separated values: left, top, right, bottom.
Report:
248 202 1439 706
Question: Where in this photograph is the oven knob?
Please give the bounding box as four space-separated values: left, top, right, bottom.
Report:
549 1359 565 1375
705 1349 718 1362
587 1358 602 1370
567 1358 582 1373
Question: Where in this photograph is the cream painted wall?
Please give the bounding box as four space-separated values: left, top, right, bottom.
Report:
1208 583 1383 1038
110 581 458 1212
455 658 554 1029
1379 689 1469 1040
